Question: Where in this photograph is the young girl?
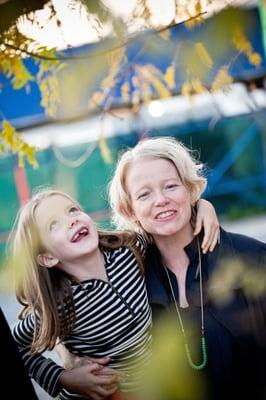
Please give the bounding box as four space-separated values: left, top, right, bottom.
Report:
10 188 218 400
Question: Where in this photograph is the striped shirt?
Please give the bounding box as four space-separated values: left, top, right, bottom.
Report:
13 238 152 399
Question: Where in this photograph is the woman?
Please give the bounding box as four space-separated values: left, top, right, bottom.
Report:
109 136 266 400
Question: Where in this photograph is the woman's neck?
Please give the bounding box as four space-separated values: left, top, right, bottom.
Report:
153 225 194 273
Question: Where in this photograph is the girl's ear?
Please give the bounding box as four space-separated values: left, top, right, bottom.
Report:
37 253 59 268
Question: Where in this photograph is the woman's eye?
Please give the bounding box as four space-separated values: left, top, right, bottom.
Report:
137 192 149 200
69 206 79 215
166 184 178 190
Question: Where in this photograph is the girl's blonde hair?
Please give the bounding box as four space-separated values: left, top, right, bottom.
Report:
9 187 141 353
109 136 207 233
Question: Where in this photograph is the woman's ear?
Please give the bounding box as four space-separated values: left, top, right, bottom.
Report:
37 253 59 268
129 213 137 223
125 205 137 223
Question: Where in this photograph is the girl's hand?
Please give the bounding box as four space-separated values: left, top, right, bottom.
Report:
55 342 110 370
58 363 121 400
194 199 220 254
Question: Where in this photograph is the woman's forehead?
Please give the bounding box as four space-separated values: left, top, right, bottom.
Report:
126 158 180 186
129 157 178 174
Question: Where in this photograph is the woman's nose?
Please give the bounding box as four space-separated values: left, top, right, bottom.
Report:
154 193 169 206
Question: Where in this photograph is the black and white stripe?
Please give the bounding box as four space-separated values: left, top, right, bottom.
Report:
13 239 152 400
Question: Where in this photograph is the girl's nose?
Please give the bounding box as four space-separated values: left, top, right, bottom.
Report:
68 219 78 228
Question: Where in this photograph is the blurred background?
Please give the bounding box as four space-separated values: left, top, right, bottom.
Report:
0 0 266 397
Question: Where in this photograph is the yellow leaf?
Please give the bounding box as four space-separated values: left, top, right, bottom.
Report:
232 27 252 54
140 81 152 104
121 82 130 103
92 92 105 104
158 29 170 40
185 9 204 29
164 65 175 89
1 119 38 168
181 81 191 97
99 132 112 164
195 0 202 14
152 78 171 98
121 81 130 94
138 64 163 81
211 66 233 92
101 48 125 91
2 119 15 147
101 74 114 89
248 52 262 66
194 42 213 69
131 90 140 113
88 91 104 110
10 58 34 89
18 155 25 169
185 12 197 29
191 78 207 94
132 76 140 88
26 146 39 168
107 48 125 67
39 75 60 118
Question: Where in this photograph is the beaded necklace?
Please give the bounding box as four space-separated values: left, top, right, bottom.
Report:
163 238 207 370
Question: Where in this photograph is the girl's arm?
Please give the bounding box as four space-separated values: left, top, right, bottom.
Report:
12 315 65 397
13 316 120 399
194 199 220 254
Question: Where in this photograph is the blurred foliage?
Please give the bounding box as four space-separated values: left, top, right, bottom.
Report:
0 26 64 167
80 2 263 116
0 0 264 167
208 258 266 305
0 0 48 34
0 120 38 168
139 313 206 400
226 204 266 220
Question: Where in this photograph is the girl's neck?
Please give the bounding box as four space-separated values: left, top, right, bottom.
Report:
61 248 107 283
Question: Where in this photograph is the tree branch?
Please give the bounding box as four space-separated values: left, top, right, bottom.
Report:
2 11 207 62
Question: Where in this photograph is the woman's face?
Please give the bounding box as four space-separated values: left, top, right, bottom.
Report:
125 157 193 240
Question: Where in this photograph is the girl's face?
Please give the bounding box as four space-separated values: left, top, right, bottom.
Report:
34 194 99 267
125 157 193 241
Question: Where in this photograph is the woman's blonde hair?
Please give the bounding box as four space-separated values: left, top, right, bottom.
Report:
9 187 141 353
109 136 207 233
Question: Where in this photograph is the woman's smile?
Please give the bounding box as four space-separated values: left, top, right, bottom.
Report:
154 209 177 220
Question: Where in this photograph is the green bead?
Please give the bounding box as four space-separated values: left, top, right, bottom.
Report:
184 336 207 370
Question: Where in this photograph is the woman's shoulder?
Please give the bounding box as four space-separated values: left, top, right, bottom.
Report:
219 226 266 262
220 226 265 247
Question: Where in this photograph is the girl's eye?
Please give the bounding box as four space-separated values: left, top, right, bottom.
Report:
49 220 58 230
69 206 79 215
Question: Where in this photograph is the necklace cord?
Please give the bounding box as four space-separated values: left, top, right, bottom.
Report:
163 237 207 370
